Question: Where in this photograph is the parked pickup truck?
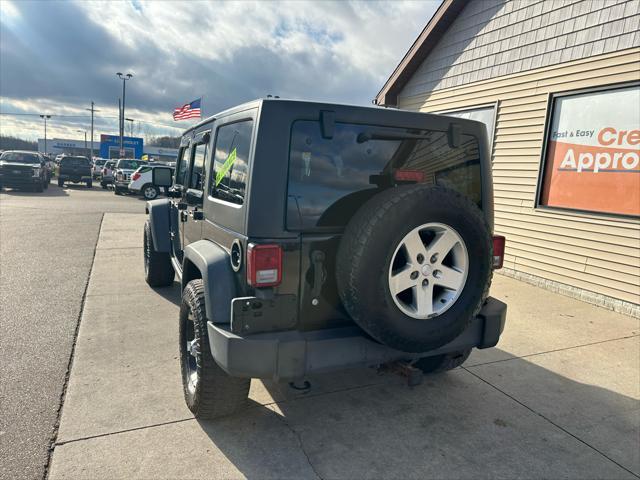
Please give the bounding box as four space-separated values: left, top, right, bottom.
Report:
0 150 49 192
58 156 93 188
143 98 507 419
114 159 148 195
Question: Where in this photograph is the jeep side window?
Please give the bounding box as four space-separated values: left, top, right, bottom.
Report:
210 120 253 205
175 146 189 186
189 142 207 191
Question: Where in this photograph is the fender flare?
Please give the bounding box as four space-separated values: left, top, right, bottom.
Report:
183 240 236 323
145 199 171 253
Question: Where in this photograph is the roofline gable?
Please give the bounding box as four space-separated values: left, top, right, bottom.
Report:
374 0 467 107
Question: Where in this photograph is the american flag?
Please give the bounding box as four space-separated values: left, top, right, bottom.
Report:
173 98 202 121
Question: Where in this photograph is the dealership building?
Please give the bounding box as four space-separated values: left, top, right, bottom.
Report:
377 0 639 315
37 135 178 163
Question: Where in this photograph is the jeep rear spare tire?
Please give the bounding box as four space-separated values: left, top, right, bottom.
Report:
336 185 492 353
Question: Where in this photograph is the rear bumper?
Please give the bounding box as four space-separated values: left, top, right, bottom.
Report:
59 174 91 182
208 296 507 380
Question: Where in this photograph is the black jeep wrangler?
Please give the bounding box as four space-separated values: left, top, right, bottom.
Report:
144 99 507 419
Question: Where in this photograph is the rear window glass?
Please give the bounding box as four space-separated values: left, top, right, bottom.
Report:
117 160 146 169
61 157 90 167
287 121 482 230
94 160 107 166
0 152 40 164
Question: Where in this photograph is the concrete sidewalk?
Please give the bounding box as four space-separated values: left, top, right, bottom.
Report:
48 213 640 479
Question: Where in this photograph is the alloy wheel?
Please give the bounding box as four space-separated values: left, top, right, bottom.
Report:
388 222 468 319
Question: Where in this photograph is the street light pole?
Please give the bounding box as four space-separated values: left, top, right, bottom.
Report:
125 117 134 137
116 72 133 157
39 114 51 154
77 130 87 156
86 101 99 160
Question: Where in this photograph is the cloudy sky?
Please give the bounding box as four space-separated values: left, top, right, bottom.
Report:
0 0 439 142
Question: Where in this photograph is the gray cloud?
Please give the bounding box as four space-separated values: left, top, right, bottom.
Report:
0 0 439 140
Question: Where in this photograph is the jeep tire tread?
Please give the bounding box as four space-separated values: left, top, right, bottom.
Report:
336 185 492 353
414 349 472 374
143 220 175 287
179 280 250 419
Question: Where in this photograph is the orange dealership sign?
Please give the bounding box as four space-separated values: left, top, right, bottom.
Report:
539 87 640 217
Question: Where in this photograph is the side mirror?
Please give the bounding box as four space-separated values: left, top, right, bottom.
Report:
152 168 173 187
185 188 203 206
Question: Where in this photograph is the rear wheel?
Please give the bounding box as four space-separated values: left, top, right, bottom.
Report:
34 181 44 193
86 180 92 188
143 220 175 287
179 280 250 419
58 179 64 188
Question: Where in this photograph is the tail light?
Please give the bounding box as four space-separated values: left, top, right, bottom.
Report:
131 172 141 181
247 244 282 287
492 235 506 269
394 169 425 182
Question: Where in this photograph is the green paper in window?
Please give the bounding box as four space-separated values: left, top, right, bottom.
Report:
215 148 237 186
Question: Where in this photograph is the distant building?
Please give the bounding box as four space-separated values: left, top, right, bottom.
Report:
38 138 98 157
376 0 639 316
143 145 179 163
38 136 178 162
99 134 143 159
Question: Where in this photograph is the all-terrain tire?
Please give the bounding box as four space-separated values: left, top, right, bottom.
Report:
414 349 472 374
336 185 493 353
179 280 250 419
143 220 175 287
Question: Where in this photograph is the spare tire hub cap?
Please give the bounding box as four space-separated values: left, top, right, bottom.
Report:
388 222 469 319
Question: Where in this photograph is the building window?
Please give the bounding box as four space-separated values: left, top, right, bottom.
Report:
538 84 640 217
441 105 496 149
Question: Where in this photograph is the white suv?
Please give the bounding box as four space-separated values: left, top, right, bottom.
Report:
128 164 173 200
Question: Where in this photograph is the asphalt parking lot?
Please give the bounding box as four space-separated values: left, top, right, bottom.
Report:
0 182 144 479
43 214 639 479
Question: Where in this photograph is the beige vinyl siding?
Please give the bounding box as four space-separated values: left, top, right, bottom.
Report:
397 47 640 305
